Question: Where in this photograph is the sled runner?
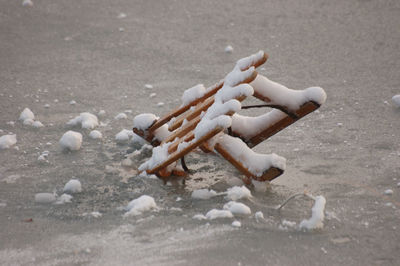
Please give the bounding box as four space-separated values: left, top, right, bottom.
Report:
133 51 326 184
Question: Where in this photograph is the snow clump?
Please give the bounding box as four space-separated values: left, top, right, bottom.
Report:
59 131 82 151
255 211 264 222
133 113 158 131
0 134 17 150
392 95 400 107
55 194 73 204
225 45 233 53
67 112 99 129
63 179 82 193
89 130 102 139
299 195 326 230
19 108 44 127
225 186 252 201
115 129 134 144
191 189 218 200
124 195 157 217
223 201 251 215
384 189 393 195
232 221 241 227
193 214 207 220
206 209 234 220
115 113 128 120
22 0 33 7
35 193 56 204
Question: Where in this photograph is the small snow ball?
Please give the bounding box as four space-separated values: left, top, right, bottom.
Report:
59 131 82 151
67 112 99 129
225 45 234 53
225 186 252 201
0 134 17 150
206 209 233 220
191 189 218 200
23 118 34 126
232 220 241 227
63 179 82 193
98 110 106 117
117 12 127 19
115 129 133 144
19 108 35 122
115 113 128 120
89 130 102 139
223 201 251 216
255 211 264 222
145 84 153 89
22 0 33 6
124 195 157 217
69 100 77 105
32 121 44 128
35 193 56 204
392 95 400 107
384 189 393 195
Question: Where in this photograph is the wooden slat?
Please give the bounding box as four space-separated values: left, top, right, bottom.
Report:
168 132 195 154
147 127 224 174
162 116 201 144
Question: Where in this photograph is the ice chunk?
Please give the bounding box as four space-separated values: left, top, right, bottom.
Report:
59 131 82 151
223 201 251 215
67 112 99 129
35 193 56 204
124 195 157 216
225 186 252 201
191 189 218 200
63 179 82 193
299 195 326 230
206 209 233 220
0 134 17 149
181 84 206 107
115 113 128 120
392 95 400 107
32 121 44 128
255 211 264 222
89 130 102 139
19 108 35 121
133 113 158 131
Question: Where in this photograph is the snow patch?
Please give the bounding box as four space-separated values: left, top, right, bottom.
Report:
232 220 241 227
225 45 233 53
67 112 99 129
115 129 134 144
181 84 206 107
19 108 34 121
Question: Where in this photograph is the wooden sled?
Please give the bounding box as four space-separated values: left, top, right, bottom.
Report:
133 51 326 185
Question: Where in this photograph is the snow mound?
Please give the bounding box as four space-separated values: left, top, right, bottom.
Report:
392 95 400 107
0 134 17 150
35 193 56 204
115 113 128 120
206 209 233 220
225 186 252 201
63 179 82 193
223 201 251 215
89 130 102 139
67 112 99 129
299 195 326 230
191 189 218 200
19 108 35 121
59 131 82 151
124 195 157 217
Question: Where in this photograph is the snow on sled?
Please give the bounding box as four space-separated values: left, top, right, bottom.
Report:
133 51 326 184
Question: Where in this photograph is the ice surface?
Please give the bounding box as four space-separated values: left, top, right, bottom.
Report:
0 134 17 149
19 108 34 121
89 130 102 139
124 195 157 217
191 189 218 200
299 195 326 230
115 113 128 120
225 186 252 201
392 95 400 107
63 179 82 193
59 131 82 151
205 209 233 220
223 201 251 215
67 112 99 129
181 84 206 107
35 193 56 204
